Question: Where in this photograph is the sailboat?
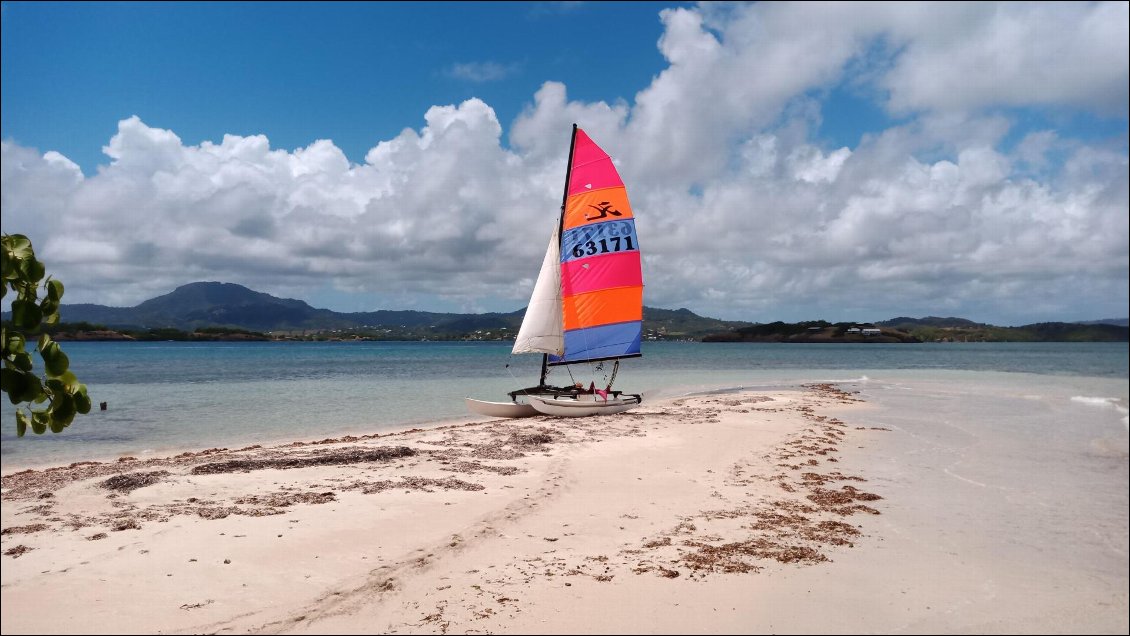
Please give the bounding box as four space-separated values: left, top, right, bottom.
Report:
465 124 643 418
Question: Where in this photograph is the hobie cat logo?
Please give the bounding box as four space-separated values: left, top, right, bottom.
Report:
585 201 623 221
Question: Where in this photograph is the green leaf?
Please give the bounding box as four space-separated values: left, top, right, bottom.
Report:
4 368 42 402
46 279 64 302
29 259 46 282
56 370 79 389
1 248 11 281
4 234 33 258
41 341 70 376
30 411 48 435
5 331 25 356
40 298 60 321
12 351 34 372
17 256 45 285
2 368 28 404
51 393 76 431
19 374 44 404
16 410 28 437
74 388 91 415
10 300 42 330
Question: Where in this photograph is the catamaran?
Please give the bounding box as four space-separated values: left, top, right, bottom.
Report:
465 124 643 418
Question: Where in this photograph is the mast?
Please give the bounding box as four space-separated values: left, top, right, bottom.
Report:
539 123 579 387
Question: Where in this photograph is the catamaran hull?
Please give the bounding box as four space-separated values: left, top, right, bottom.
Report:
465 398 539 418
528 394 641 417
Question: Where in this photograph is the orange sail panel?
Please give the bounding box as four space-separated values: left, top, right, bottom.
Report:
562 188 634 231
551 127 643 365
562 287 643 331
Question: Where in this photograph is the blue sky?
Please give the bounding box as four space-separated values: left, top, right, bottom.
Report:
3 1 689 174
2 1 1128 325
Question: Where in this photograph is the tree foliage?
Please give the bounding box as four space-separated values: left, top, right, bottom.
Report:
1 234 91 436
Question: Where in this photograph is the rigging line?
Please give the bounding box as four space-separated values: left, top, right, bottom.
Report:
566 365 578 386
607 360 619 390
592 360 606 385
505 354 525 385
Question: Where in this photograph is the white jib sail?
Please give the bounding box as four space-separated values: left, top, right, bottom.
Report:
512 225 564 355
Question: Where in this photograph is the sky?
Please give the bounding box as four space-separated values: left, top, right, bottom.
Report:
2 1 1127 326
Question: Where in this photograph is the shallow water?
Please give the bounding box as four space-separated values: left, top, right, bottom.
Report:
840 372 1128 631
2 341 1126 469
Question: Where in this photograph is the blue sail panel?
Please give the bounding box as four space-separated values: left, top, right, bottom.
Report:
548 321 642 365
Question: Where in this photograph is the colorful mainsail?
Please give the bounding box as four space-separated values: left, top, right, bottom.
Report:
549 127 643 365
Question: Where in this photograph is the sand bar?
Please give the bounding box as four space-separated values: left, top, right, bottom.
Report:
2 378 1126 634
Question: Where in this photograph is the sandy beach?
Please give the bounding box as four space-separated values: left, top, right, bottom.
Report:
2 379 1127 634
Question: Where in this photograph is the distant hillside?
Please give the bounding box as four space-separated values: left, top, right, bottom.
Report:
59 282 346 331
703 321 920 343
878 316 983 330
1074 318 1129 327
4 281 744 341
876 317 1129 342
6 283 1123 342
641 307 752 340
37 282 518 333
702 316 1129 343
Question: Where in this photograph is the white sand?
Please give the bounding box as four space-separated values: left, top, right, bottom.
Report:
2 378 1126 634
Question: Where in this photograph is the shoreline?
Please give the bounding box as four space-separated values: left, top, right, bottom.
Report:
4 362 1126 472
0 380 820 475
0 410 495 476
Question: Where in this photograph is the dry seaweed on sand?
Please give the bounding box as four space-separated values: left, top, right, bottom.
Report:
807 485 883 507
99 471 171 493
190 446 416 474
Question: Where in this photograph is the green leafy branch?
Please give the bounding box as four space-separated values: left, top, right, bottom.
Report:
2 234 91 436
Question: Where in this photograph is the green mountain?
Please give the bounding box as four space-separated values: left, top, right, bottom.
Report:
25 282 746 340
640 307 752 340
60 282 346 331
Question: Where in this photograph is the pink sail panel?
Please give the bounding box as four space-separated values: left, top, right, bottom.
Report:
560 251 642 297
567 129 624 197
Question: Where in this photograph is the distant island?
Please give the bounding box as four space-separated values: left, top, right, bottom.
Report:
701 321 921 343
700 318 1128 343
3 282 1126 343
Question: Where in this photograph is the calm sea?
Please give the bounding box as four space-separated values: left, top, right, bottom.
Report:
2 341 1127 469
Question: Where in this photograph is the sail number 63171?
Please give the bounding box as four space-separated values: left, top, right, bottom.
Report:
571 236 635 258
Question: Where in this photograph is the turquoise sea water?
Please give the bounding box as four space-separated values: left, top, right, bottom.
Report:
2 341 1127 469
